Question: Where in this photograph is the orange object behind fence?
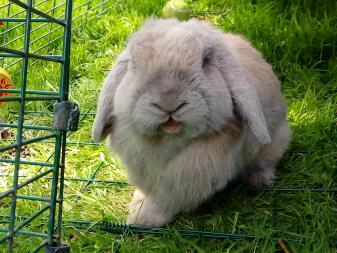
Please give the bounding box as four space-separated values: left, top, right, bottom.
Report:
0 67 13 106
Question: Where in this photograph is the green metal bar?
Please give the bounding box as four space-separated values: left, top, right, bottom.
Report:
0 174 37 178
47 0 74 246
62 141 102 145
60 1 72 102
0 89 60 95
77 222 304 244
0 169 54 200
6 0 34 250
0 97 21 102
5 140 101 148
1 215 333 245
0 228 48 243
46 84 62 245
32 241 47 253
13 230 48 238
37 140 102 146
56 131 67 245
248 187 337 192
0 174 129 186
10 110 95 115
0 123 53 131
81 161 104 192
0 133 57 153
0 159 54 167
3 133 60 149
0 54 21 58
16 195 52 202
12 205 50 236
0 18 57 23
62 178 128 185
0 214 48 226
1 47 29 57
0 96 60 102
1 171 335 192
0 229 48 245
0 47 63 63
9 0 66 26
53 223 60 239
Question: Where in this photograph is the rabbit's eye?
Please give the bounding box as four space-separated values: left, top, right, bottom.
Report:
202 55 210 67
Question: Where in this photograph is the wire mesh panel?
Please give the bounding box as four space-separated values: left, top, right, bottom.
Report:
0 0 122 251
0 0 73 252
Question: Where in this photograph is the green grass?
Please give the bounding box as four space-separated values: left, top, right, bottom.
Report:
1 0 337 252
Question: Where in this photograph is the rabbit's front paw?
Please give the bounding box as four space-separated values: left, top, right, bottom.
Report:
126 197 173 227
245 167 276 187
129 189 146 215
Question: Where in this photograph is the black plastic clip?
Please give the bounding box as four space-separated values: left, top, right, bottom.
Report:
45 242 70 253
52 101 80 131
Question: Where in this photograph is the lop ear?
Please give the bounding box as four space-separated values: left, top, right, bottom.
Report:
213 46 271 145
92 51 129 143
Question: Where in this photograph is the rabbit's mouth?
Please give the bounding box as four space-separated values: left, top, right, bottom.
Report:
162 118 181 133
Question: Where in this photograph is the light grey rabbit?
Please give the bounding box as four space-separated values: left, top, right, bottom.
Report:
92 18 291 227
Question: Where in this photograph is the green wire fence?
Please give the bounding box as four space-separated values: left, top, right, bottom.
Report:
0 0 73 252
1 0 337 252
0 0 115 252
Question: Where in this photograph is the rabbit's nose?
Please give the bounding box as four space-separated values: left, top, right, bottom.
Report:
151 102 187 114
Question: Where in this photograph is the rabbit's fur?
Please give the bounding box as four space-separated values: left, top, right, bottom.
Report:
92 18 291 227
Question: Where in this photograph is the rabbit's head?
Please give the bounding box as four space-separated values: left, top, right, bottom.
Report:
93 19 271 145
